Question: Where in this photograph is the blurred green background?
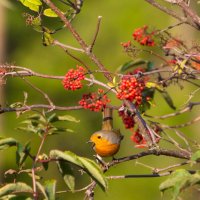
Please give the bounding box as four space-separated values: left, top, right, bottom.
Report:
1 0 200 199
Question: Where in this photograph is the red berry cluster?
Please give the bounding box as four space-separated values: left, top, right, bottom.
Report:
130 126 161 148
117 76 145 105
62 66 85 91
79 89 110 112
130 129 148 148
132 26 155 46
118 109 135 129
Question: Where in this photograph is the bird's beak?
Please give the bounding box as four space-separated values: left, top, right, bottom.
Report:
87 140 95 148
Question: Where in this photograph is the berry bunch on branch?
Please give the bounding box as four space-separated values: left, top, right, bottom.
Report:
1 0 200 200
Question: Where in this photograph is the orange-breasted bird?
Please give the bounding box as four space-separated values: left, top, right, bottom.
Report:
89 108 123 157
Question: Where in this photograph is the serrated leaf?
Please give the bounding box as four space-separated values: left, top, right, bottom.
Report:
159 170 200 200
191 150 200 162
57 161 75 192
50 150 83 167
19 0 41 12
0 138 18 150
78 157 107 191
158 90 176 110
0 182 33 197
44 180 56 200
57 115 80 123
118 60 147 72
43 8 58 17
50 150 107 190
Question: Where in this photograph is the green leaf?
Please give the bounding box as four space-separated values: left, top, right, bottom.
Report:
158 90 176 110
79 157 108 191
42 31 54 46
0 182 32 197
44 180 56 200
36 182 48 199
0 195 32 199
43 8 58 17
57 161 75 192
118 60 147 73
16 142 31 167
0 138 18 150
49 150 107 191
19 0 41 12
191 150 200 162
57 115 80 123
159 170 200 200
146 81 163 90
50 150 83 167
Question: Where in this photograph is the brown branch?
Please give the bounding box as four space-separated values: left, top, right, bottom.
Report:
42 0 112 81
145 0 199 29
177 0 200 28
89 16 102 52
0 104 83 114
107 148 191 169
146 102 200 119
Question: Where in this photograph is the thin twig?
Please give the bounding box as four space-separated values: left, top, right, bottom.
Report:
89 16 102 52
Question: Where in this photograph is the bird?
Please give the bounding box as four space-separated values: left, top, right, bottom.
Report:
89 107 123 158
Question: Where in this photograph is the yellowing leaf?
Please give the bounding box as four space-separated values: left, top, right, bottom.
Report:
19 0 41 12
146 82 163 90
43 8 58 17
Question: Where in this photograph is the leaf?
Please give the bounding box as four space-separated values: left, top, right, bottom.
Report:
42 31 54 46
0 195 32 199
0 138 18 150
44 180 56 200
79 157 108 191
57 115 80 123
50 150 107 191
146 81 163 91
159 170 200 200
0 182 33 197
118 60 147 73
158 90 176 110
50 150 83 167
43 8 58 17
57 161 75 192
16 141 31 167
19 0 41 12
36 182 48 199
191 150 200 162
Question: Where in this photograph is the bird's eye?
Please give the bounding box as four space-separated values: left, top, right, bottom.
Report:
97 135 101 139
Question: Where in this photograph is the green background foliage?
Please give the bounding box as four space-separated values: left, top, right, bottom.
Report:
1 0 200 199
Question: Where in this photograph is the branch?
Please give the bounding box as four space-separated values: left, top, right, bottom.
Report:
107 148 191 169
145 0 199 29
42 0 113 81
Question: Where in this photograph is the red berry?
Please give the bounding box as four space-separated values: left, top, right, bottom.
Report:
62 66 85 91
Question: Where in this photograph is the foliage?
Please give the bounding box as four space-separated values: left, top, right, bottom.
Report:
1 0 200 199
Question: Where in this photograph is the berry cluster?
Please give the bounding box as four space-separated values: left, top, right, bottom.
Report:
79 89 110 112
62 66 85 91
118 109 135 129
117 76 145 105
132 26 155 46
130 126 161 148
130 129 148 148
